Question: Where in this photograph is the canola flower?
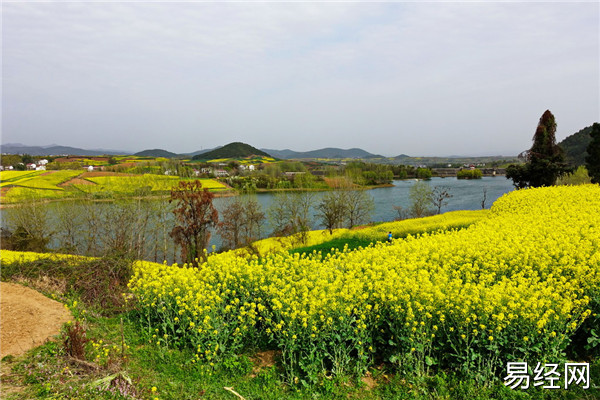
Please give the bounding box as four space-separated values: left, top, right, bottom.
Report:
128 185 600 381
0 250 95 264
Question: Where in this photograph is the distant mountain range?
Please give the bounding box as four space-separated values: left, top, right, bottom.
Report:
1 143 386 159
5 123 595 162
0 143 128 156
261 147 384 159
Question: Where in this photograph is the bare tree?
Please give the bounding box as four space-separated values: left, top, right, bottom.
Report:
5 195 52 252
344 190 374 228
268 191 313 244
55 201 83 253
170 180 219 266
217 198 246 250
481 187 488 209
218 197 266 250
431 186 452 214
316 191 348 234
393 205 406 221
242 197 265 244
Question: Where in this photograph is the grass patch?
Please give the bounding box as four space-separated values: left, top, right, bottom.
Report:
290 210 488 256
289 236 375 255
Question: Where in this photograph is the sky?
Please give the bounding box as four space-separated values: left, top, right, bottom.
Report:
2 2 599 157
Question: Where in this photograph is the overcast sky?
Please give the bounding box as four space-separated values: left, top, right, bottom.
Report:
2 2 598 157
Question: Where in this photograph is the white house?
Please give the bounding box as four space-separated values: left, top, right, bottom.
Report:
38 159 49 165
35 165 46 171
248 164 256 171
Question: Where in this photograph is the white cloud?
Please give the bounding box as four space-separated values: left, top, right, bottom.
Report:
3 2 598 155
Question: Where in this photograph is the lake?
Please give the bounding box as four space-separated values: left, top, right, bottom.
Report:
1 176 515 263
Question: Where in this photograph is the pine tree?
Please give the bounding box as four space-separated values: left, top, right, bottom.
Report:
506 110 567 188
585 123 600 184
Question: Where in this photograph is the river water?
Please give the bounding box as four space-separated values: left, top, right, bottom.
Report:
1 176 515 262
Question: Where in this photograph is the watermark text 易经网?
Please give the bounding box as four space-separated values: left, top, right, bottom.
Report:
504 362 590 390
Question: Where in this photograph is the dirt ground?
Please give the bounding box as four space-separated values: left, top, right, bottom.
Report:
0 282 72 359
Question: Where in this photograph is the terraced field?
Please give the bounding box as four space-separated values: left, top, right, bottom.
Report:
0 170 228 203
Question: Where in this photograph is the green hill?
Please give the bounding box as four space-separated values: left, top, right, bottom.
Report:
558 125 594 166
134 149 178 158
192 142 271 160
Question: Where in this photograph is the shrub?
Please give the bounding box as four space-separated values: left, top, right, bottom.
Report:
457 169 483 179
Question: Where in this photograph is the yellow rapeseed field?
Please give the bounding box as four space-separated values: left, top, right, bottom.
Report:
128 185 600 382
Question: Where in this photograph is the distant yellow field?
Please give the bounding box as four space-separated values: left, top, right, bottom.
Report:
0 170 80 190
1 170 228 203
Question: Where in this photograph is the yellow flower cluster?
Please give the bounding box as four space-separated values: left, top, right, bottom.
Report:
0 250 94 264
127 185 600 378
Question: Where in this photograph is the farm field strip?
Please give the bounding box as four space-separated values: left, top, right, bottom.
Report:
6 170 83 190
74 175 227 194
0 171 45 186
0 171 228 202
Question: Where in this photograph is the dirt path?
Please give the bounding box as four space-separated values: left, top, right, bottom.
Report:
0 282 72 358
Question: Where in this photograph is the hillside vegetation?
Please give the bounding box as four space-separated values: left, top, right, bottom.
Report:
558 125 593 166
133 149 179 158
192 142 272 160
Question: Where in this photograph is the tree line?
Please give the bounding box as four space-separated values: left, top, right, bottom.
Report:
506 110 600 188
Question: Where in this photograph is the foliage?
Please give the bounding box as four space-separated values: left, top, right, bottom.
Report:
457 169 483 179
169 180 219 266
0 154 22 167
556 165 591 186
415 167 433 179
507 110 568 188
558 124 593 166
585 122 600 184
47 161 84 170
192 142 272 160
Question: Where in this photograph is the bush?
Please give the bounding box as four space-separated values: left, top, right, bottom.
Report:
556 165 591 186
457 169 483 179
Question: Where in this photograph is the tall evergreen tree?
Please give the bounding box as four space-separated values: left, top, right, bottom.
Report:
506 110 567 188
585 123 600 184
